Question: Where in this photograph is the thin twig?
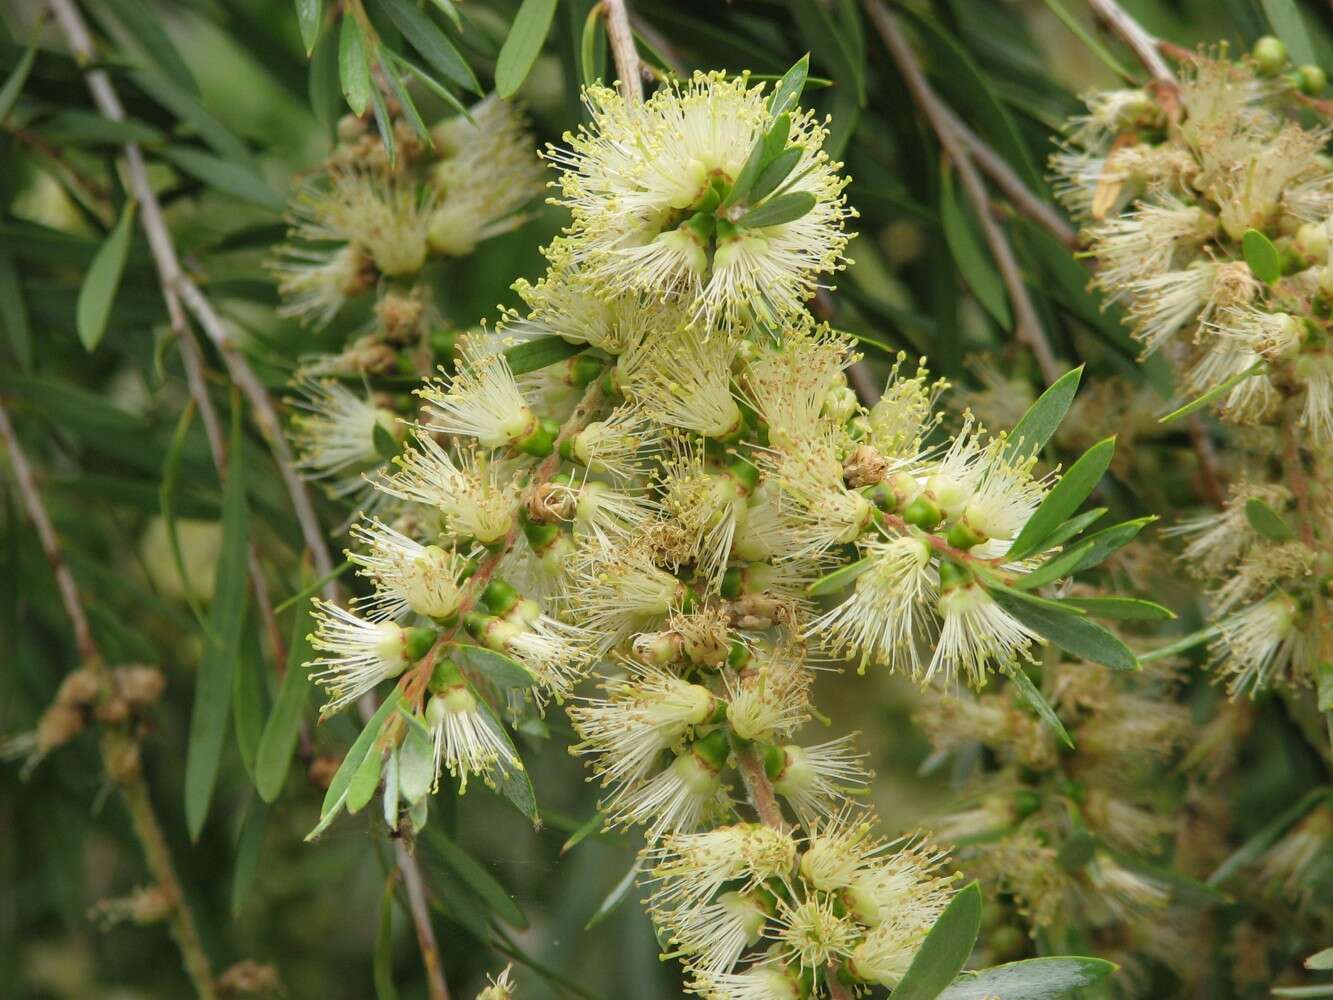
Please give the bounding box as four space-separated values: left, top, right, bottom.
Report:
939 107 1078 249
865 0 1063 385
397 841 451 1000
602 0 644 103
1086 0 1176 85
0 396 218 1000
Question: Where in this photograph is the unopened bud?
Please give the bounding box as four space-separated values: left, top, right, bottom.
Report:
114 665 167 707
1252 36 1287 75
36 703 85 754
56 668 100 708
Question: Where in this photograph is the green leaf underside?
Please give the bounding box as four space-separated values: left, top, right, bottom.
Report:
936 956 1118 999
990 584 1139 671
891 881 983 1000
1006 666 1074 748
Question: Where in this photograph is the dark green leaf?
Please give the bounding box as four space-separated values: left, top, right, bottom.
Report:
1242 228 1282 284
376 0 481 94
1244 496 1295 541
584 857 642 929
77 200 137 352
739 191 816 229
231 797 268 916
1139 625 1220 664
937 956 1118 1000
375 873 400 1000
1056 830 1098 871
384 49 469 119
100 0 199 96
807 556 870 596
185 408 252 841
473 694 539 825
455 644 535 689
1059 596 1175 621
504 336 584 376
309 18 342 136
161 147 286 213
0 252 32 371
1070 515 1155 573
420 826 528 928
296 0 324 55
1005 366 1083 461
1005 666 1074 748
35 110 164 147
560 810 605 854
1159 362 1266 424
747 147 802 206
1040 0 1133 80
255 604 315 802
0 33 37 124
1012 538 1096 591
767 53 810 115
941 166 1010 329
132 70 252 163
990 585 1138 671
233 621 267 781
892 881 983 1000
306 690 404 841
1033 507 1107 555
339 14 373 116
496 0 557 98
1008 437 1116 560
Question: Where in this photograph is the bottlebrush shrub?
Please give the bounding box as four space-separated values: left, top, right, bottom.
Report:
4 2 1331 998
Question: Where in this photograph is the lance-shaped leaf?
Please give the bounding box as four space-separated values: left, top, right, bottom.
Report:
1004 365 1084 461
77 200 137 352
936 956 1118 999
891 880 984 1000
495 0 557 98
1007 437 1116 560
989 584 1138 671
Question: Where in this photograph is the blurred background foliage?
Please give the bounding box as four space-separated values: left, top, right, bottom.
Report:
1 0 1332 998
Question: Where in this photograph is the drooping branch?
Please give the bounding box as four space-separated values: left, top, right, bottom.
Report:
865 0 1063 385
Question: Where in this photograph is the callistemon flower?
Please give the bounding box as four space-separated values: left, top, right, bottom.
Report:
375 435 519 545
424 96 544 257
766 736 871 822
1210 591 1311 695
621 326 743 439
847 910 938 988
658 440 752 589
661 890 770 978
646 823 796 914
1293 350 1333 444
928 565 1038 688
348 516 467 621
865 356 946 460
843 838 954 930
692 963 803 1000
418 344 539 449
756 442 874 560
424 658 518 793
806 534 935 674
562 543 686 647
771 894 858 973
1085 197 1217 301
723 653 809 742
290 379 396 498
466 580 595 700
1124 259 1258 356
739 325 859 448
602 730 731 842
547 71 854 328
567 480 658 549
307 601 435 717
272 242 373 329
285 168 432 278
562 404 664 482
952 440 1051 561
568 662 717 792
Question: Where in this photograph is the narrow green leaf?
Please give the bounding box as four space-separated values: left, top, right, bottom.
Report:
1005 666 1074 748
35 110 164 147
473 694 539 825
455 644 535 689
295 0 324 55
234 624 267 781
1008 437 1116 560
747 147 802 207
255 604 315 802
339 14 372 116
231 796 268 916
504 336 584 376
1033 507 1107 555
161 147 285 213
185 408 252 841
76 200 137 352
1072 516 1155 574
739 191 816 229
377 50 431 143
0 33 38 124
420 826 528 928
1040 0 1133 80
0 253 31 371
990 584 1139 671
100 0 199 96
789 2 864 105
1060 596 1175 621
1260 0 1317 67
937 956 1118 1000
585 857 642 929
1005 366 1084 461
1272 987 1333 998
892 881 983 1000
132 69 252 163
1139 625 1220 664
579 2 602 88
1208 786 1331 886
306 690 404 841
1245 497 1295 542
560 810 605 855
724 115 790 210
309 17 343 137
1306 948 1333 972
375 873 400 1000
767 53 810 115
1012 539 1097 591
384 49 469 119
941 166 1010 330
347 741 385 813
1159 362 1266 424
368 75 396 165
807 556 871 597
1242 228 1282 284
272 560 353 615
376 0 481 93
496 0 557 98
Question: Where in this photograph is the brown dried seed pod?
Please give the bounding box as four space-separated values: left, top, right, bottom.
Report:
114 665 167 706
35 703 85 753
55 667 100 708
94 697 130 726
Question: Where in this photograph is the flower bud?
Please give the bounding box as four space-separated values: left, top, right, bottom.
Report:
1252 36 1287 75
